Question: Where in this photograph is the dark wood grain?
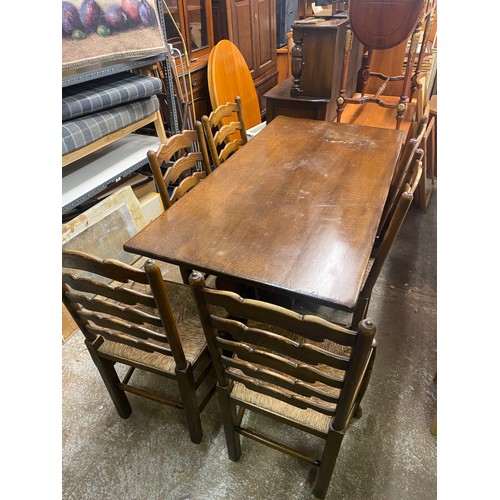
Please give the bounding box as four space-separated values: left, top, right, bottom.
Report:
349 0 425 50
125 115 406 309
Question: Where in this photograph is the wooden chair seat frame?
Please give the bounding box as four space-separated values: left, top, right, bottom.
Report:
62 249 216 443
189 271 378 499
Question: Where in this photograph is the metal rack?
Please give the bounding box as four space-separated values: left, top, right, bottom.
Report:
62 0 179 216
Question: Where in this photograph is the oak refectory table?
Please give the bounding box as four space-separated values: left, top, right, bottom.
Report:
124 115 406 310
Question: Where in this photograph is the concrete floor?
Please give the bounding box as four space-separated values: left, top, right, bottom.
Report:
62 188 437 500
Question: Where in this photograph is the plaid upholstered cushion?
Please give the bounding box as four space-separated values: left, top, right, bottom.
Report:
62 95 160 156
62 72 162 122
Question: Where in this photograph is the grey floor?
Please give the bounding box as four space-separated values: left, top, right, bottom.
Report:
62 188 437 500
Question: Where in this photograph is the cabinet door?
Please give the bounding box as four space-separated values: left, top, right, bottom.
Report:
253 0 276 78
229 0 257 78
164 0 185 52
228 0 276 80
185 0 214 60
164 0 214 62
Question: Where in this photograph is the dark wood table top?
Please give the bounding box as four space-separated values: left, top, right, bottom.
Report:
125 115 406 309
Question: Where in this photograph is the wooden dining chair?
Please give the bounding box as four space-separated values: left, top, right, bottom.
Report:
62 249 216 444
414 74 436 213
351 154 423 329
189 271 378 499
201 95 248 169
336 0 435 130
147 123 213 283
147 122 212 211
376 114 428 246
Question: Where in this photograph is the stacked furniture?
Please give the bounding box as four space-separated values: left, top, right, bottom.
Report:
62 56 173 217
62 71 167 167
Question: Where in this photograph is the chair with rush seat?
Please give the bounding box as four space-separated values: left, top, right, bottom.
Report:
201 96 248 169
62 250 216 443
350 152 423 329
189 271 378 499
376 114 428 246
147 123 212 283
147 122 212 211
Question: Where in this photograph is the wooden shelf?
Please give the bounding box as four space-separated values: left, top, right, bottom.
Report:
62 133 160 215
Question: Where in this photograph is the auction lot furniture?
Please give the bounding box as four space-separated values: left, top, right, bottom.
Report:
62 250 216 443
124 115 406 312
189 271 378 499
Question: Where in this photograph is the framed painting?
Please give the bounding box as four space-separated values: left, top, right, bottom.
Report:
62 0 168 75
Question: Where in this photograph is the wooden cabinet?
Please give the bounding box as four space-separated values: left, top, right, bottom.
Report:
288 18 363 121
163 0 214 62
163 0 215 118
188 66 211 120
163 0 278 118
214 0 278 116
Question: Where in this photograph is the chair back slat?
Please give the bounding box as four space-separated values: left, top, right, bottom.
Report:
214 121 245 146
62 273 157 308
217 337 344 389
218 141 245 163
170 172 207 204
210 315 350 371
228 370 337 417
63 250 149 284
163 154 203 185
154 130 199 163
65 290 163 330
75 307 169 345
86 323 173 356
148 124 211 210
222 354 340 405
204 288 357 346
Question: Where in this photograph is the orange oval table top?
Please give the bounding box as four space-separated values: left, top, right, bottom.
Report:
208 40 262 130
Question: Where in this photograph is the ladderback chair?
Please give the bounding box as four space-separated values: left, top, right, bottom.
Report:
148 123 212 284
62 249 216 443
201 96 248 169
376 114 428 245
351 154 423 329
189 271 378 499
414 74 436 213
147 121 211 211
336 0 435 130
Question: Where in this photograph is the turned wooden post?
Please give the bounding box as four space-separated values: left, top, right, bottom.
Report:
291 29 304 97
336 27 353 123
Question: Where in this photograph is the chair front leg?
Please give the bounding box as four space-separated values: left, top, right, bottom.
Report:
313 427 344 499
217 383 241 461
86 340 132 419
352 344 377 418
176 363 203 444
